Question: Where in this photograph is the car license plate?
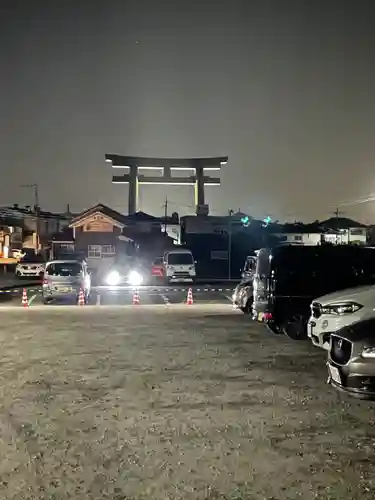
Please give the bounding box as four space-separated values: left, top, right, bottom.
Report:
58 287 72 293
328 364 341 385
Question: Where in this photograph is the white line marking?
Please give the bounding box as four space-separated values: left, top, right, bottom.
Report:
161 294 170 305
28 294 37 306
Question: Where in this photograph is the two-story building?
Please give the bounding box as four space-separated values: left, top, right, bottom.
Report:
1 204 72 251
67 204 177 271
69 204 134 270
320 217 368 245
121 211 181 244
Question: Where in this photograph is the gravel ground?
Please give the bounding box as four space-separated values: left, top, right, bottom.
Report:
0 305 374 499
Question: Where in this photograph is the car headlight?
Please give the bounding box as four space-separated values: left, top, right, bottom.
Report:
321 302 363 315
128 270 143 287
362 347 375 358
105 270 121 286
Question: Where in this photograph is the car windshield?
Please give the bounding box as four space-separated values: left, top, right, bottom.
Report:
20 254 45 263
46 262 82 277
167 253 194 265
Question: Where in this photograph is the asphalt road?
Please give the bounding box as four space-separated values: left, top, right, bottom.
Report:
0 306 374 499
0 283 235 307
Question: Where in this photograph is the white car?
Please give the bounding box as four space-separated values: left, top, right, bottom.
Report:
163 250 196 283
16 259 45 278
307 284 375 350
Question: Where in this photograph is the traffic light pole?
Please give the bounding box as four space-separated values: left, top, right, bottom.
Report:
228 209 233 280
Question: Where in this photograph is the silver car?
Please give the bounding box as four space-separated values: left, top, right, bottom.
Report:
42 260 91 304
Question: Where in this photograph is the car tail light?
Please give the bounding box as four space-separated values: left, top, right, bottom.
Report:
263 312 273 321
43 278 48 286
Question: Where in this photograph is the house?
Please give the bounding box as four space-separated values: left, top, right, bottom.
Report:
273 217 368 246
69 204 135 269
320 217 368 245
121 211 181 244
68 204 179 269
1 204 72 250
274 222 323 246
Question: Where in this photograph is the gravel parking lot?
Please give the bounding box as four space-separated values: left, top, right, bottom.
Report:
0 305 375 499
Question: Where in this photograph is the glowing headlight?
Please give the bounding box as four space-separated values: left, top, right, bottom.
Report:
321 302 363 315
128 270 143 287
106 270 121 286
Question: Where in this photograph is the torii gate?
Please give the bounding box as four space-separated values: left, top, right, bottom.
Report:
105 154 227 214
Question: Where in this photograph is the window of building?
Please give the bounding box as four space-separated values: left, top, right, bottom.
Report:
294 235 303 241
59 243 74 251
102 245 115 255
88 245 101 258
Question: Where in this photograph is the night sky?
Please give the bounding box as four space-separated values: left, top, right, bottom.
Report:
1 0 375 222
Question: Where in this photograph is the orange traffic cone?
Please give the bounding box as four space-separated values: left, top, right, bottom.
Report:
21 288 29 308
78 289 85 306
186 288 193 305
132 289 140 305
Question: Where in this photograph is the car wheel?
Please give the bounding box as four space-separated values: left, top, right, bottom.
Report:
240 298 253 315
43 298 52 305
266 321 283 334
282 315 307 340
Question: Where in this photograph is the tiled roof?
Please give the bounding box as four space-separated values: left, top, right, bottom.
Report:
69 203 128 226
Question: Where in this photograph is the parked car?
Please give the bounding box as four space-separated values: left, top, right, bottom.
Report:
163 249 196 283
42 259 91 304
327 318 375 399
15 253 45 278
252 244 375 340
151 257 165 282
103 260 150 287
232 255 257 314
308 284 375 350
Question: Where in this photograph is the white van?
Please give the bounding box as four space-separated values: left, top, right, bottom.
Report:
163 250 196 283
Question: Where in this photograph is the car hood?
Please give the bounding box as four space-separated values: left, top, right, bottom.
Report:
315 284 375 305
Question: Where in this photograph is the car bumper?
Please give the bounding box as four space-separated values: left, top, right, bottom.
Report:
327 361 375 400
17 271 42 277
308 328 333 350
308 313 365 349
167 276 195 282
43 288 82 298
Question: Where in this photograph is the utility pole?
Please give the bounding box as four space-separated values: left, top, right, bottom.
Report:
21 184 40 251
332 207 345 244
228 209 233 280
163 197 168 235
